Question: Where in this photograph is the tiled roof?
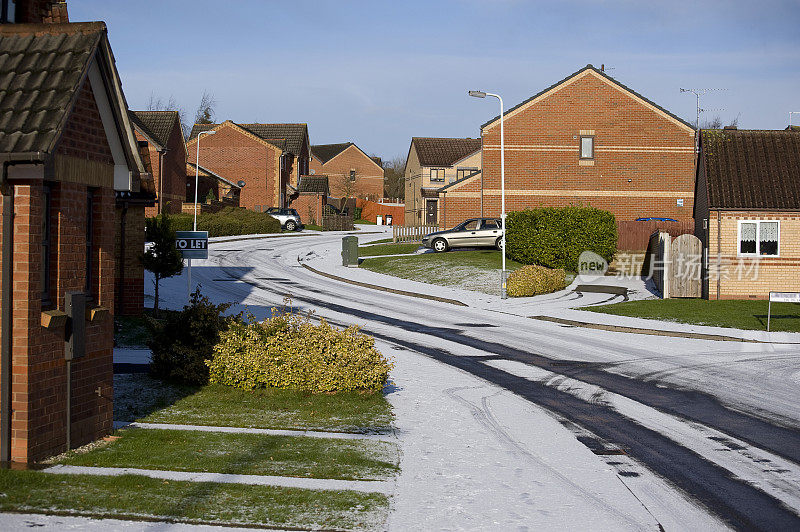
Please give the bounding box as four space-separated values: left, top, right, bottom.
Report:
297 175 329 194
481 64 694 131
186 162 240 188
311 142 352 164
0 22 105 154
130 110 179 149
701 129 800 210
412 137 481 167
190 122 307 155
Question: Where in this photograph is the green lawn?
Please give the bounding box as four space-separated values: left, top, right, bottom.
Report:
359 242 422 256
57 428 398 481
360 249 525 296
584 299 800 332
115 374 393 433
0 470 387 530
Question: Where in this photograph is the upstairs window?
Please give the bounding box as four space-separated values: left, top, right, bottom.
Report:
350 169 356 181
739 220 779 256
580 136 594 159
430 168 445 182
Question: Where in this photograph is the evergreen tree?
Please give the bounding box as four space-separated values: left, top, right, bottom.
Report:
142 215 184 317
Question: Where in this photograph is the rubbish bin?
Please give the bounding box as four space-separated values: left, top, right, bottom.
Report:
385 214 393 225
341 236 359 267
376 215 383 225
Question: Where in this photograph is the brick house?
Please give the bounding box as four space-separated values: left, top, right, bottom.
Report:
0 18 148 462
694 128 800 299
404 137 481 226
129 110 187 216
441 65 696 229
309 142 384 200
188 122 309 210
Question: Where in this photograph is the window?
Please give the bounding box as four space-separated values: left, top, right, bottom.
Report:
430 168 444 182
739 220 779 256
580 136 594 159
455 168 477 183
481 219 500 230
349 170 356 182
42 184 52 303
85 188 95 297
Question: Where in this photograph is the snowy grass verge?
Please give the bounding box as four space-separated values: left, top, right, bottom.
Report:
0 469 388 530
114 374 393 434
584 298 800 332
360 249 525 296
358 242 422 256
54 428 399 481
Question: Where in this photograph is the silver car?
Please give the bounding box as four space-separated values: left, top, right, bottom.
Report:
422 218 503 252
265 207 303 231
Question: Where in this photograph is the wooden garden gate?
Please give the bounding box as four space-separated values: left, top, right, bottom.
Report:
669 233 702 298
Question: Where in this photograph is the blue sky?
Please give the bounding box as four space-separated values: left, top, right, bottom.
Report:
70 1 800 160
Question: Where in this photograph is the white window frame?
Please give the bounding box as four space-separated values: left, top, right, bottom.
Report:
737 219 780 257
429 168 445 183
579 136 594 160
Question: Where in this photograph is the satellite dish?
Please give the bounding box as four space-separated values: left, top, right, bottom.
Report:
310 169 316 175
237 180 246 188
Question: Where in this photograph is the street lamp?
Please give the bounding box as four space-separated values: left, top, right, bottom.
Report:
194 130 216 230
470 89 507 299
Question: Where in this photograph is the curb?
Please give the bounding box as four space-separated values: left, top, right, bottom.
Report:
530 315 799 344
299 262 467 307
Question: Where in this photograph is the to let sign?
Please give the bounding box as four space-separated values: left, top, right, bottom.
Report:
175 231 208 259
770 292 800 303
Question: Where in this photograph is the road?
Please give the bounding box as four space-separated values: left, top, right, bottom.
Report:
161 231 800 530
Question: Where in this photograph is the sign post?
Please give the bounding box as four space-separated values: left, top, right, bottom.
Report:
767 291 800 331
175 231 208 300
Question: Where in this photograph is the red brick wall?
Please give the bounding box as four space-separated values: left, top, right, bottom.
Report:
289 194 325 225
319 146 384 200
186 125 281 211
477 70 696 225
114 205 145 316
142 119 188 217
0 78 115 462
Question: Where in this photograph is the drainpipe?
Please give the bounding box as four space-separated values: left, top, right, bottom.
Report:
716 211 721 300
157 149 166 214
0 166 13 463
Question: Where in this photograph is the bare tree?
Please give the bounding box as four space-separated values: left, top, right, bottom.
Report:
194 91 217 125
382 155 405 201
700 113 740 130
146 91 189 139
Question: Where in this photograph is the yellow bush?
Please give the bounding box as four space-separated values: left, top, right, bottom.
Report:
507 265 568 297
207 308 393 393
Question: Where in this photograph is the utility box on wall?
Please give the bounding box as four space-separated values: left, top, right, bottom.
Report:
64 291 86 360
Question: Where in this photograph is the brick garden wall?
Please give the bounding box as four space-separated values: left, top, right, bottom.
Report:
289 194 325 226
355 198 405 225
477 69 696 225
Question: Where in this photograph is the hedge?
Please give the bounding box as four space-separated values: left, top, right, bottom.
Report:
506 265 568 297
207 308 393 393
161 207 281 238
505 206 617 271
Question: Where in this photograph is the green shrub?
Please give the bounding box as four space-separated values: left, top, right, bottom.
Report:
506 265 568 297
155 207 281 238
505 206 617 271
148 288 232 385
208 305 393 393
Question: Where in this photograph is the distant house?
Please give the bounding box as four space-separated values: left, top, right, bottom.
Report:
694 128 800 299
290 175 330 226
310 142 384 200
462 64 695 229
129 110 187 216
404 137 482 225
187 122 310 210
0 18 150 462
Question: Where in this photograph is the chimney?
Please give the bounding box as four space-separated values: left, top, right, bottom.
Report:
14 1 69 24
600 64 604 72
723 125 737 130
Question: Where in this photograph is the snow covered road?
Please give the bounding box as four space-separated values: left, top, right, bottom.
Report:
148 229 800 530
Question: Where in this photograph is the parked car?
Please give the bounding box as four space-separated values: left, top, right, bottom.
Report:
265 207 303 231
422 218 503 252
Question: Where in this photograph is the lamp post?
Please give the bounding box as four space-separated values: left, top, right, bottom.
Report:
194 130 216 230
469 89 507 299
188 129 216 299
